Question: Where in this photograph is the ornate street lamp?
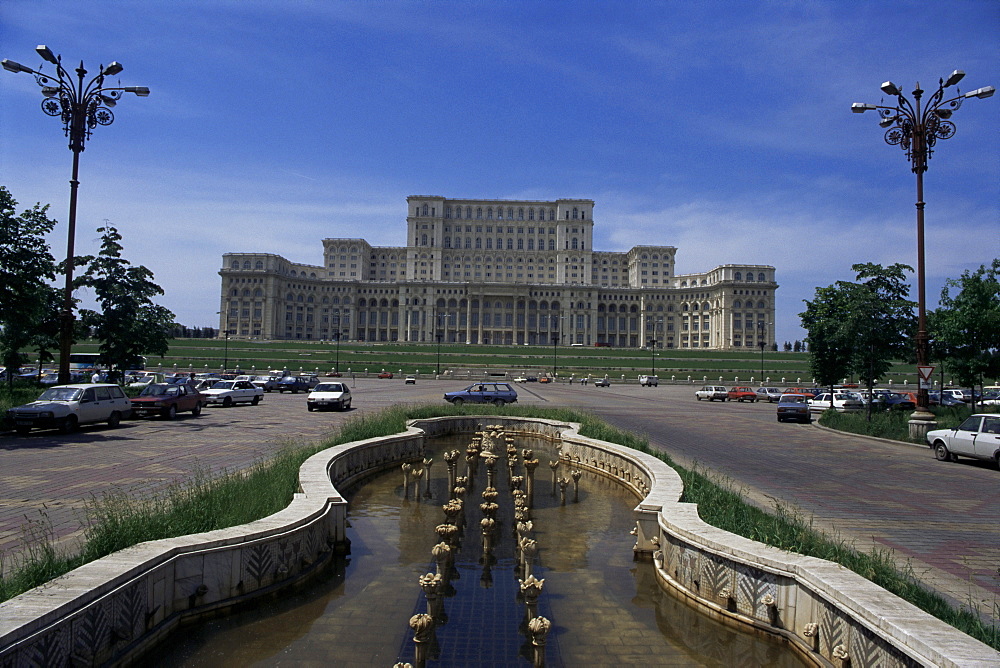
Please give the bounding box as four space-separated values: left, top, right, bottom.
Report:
758 321 771 382
3 46 149 383
852 70 993 435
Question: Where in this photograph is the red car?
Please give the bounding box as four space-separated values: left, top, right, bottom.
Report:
727 386 758 402
377 371 393 379
130 382 203 419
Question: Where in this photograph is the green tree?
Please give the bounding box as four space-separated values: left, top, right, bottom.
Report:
0 187 60 387
78 225 175 381
800 285 855 409
930 260 1000 407
800 263 916 418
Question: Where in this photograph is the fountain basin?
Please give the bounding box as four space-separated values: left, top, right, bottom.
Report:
0 417 994 666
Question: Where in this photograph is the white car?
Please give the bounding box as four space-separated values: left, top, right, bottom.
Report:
695 386 729 401
306 382 352 411
127 372 165 388
249 375 279 392
638 375 659 387
513 376 528 383
808 392 864 413
200 380 264 407
927 414 1000 467
7 384 131 435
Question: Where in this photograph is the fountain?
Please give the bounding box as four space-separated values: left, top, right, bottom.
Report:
149 426 808 667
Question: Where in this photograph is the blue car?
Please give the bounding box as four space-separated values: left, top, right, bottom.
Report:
444 382 518 406
276 376 311 393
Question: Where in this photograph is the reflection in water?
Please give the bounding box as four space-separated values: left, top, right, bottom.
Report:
152 434 805 667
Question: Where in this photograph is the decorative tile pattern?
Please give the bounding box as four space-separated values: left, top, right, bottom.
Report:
734 563 776 621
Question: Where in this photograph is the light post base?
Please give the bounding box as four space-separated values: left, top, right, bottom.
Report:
908 411 937 441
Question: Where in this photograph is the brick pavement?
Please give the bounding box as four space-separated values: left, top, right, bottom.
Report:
2 379 997 627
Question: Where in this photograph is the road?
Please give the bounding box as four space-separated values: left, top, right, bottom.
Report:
1 378 996 623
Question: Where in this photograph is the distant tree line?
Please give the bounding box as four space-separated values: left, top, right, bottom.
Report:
169 325 218 339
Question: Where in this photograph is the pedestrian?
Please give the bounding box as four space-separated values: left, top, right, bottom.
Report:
91 370 101 384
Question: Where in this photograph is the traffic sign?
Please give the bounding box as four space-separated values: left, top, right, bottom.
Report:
917 366 935 382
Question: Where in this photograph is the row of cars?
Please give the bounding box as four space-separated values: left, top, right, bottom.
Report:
7 378 270 435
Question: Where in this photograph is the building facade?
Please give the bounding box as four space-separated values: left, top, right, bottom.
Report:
219 196 777 350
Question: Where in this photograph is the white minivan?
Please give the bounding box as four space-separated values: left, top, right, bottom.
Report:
8 384 131 435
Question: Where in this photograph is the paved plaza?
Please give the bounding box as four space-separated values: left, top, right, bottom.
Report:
1 379 997 625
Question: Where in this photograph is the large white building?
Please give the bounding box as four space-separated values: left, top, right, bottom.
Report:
219 196 777 350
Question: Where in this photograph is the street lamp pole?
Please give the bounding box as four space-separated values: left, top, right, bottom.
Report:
552 333 558 378
852 71 993 436
647 338 657 376
3 47 149 384
758 321 771 381
334 331 341 374
436 333 442 376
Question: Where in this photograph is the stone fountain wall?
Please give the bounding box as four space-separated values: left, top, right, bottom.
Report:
0 428 425 667
552 422 999 668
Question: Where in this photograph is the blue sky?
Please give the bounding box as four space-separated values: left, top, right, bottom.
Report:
2 0 998 345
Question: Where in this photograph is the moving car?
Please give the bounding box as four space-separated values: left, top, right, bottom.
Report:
306 382 352 411
8 384 131 435
276 376 311 393
638 375 658 387
130 383 203 419
808 392 864 413
926 414 1000 467
513 376 528 383
594 378 611 387
755 387 783 403
727 386 758 402
404 375 416 384
695 386 729 401
776 394 811 423
377 371 394 379
538 376 552 384
200 380 264 407
443 382 518 406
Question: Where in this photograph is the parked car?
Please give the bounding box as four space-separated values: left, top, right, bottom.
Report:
776 394 811 423
538 377 552 384
783 387 820 398
869 390 916 411
405 375 416 384
301 374 321 388
926 414 1000 467
443 382 518 406
808 392 864 413
755 387 783 403
594 377 611 387
929 391 965 407
130 382 203 419
249 375 280 392
638 375 659 387
200 380 264 407
980 391 1000 407
695 386 729 401
276 376 311 393
306 382 352 411
513 376 528 383
128 371 165 388
8 384 131 435
727 386 758 402
377 371 394 379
